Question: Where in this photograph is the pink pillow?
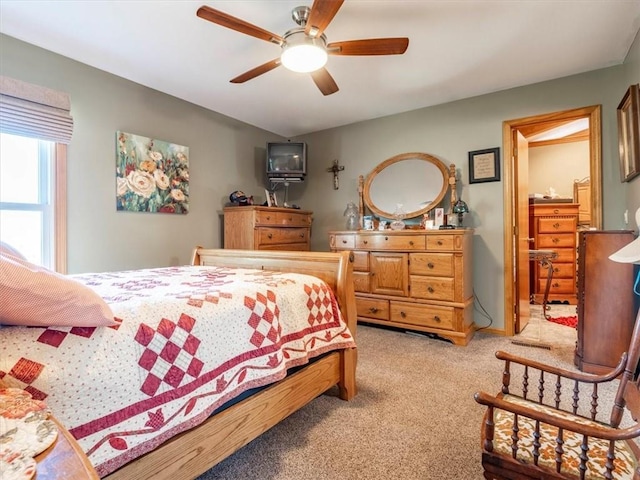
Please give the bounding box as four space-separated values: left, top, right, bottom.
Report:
0 241 27 261
0 253 116 327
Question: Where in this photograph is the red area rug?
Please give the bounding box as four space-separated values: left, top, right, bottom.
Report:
547 315 578 328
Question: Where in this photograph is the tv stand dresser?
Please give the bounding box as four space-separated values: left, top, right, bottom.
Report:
329 229 474 345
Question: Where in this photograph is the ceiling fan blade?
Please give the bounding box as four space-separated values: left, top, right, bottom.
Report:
305 0 345 37
327 38 409 56
310 68 339 96
197 6 283 45
230 59 281 84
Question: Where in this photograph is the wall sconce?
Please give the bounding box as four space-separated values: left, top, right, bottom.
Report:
453 199 470 227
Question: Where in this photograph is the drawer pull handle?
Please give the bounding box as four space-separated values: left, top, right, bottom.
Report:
385 236 389 241
368 307 379 314
428 286 435 293
266 216 271 220
553 222 560 229
268 234 273 239
552 282 560 288
553 267 559 273
553 209 560 214
409 241 414 246
427 262 434 269
433 315 441 323
400 311 407 318
363 240 368 244
342 240 347 244
552 238 559 244
289 217 293 221
300 233 305 238
437 240 443 245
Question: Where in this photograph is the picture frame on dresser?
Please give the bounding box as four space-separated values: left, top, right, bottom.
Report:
468 147 500 184
617 83 640 182
265 189 278 207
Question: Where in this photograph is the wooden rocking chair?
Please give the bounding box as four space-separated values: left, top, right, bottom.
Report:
474 309 640 479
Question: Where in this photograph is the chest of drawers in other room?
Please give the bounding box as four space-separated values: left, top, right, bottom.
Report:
529 202 579 304
329 229 474 346
224 206 313 251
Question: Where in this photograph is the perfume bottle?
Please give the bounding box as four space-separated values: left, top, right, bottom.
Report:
390 204 406 231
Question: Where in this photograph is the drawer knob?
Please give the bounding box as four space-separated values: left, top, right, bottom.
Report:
553 267 559 273
409 241 414 246
385 236 389 241
437 240 443 246
363 240 368 244
268 234 273 239
400 311 407 318
427 262 434 269
553 209 560 214
289 217 293 221
552 282 560 288
433 315 441 323
300 233 305 238
553 222 560 229
266 216 271 220
368 307 379 314
342 240 347 244
552 238 559 244
428 286 435 293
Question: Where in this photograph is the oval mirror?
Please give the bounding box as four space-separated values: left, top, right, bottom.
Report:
363 152 450 219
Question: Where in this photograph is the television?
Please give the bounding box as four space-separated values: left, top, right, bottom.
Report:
266 142 307 182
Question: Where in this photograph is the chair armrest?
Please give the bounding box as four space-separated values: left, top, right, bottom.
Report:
474 391 640 441
495 350 627 384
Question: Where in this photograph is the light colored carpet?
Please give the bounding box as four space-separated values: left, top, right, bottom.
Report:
197 314 620 480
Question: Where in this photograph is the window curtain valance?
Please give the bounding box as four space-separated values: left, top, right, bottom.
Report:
0 75 74 144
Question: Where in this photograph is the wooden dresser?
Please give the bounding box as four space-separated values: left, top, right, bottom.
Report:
329 229 474 345
223 206 312 251
574 230 637 374
529 202 579 304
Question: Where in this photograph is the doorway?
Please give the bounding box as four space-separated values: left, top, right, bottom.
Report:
502 105 603 336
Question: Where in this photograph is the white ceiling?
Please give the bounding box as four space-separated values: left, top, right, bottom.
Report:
1 1 639 138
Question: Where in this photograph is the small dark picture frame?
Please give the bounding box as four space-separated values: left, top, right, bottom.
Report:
469 147 500 184
617 83 640 182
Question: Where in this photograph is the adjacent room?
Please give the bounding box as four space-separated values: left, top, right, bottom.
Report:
1 1 640 479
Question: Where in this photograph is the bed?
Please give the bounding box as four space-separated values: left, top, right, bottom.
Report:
0 247 357 479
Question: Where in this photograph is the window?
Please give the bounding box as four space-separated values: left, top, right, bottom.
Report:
0 75 72 273
0 132 57 268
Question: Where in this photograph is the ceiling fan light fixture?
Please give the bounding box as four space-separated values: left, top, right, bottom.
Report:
281 30 327 73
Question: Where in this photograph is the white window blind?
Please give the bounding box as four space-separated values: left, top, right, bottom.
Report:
0 75 74 144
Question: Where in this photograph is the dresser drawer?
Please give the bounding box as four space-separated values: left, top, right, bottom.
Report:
260 243 309 251
552 248 576 263
537 233 575 249
409 253 454 277
356 234 425 250
538 217 577 233
330 234 355 249
390 302 454 330
539 262 575 279
538 277 575 294
410 276 455 302
356 297 389 320
426 235 455 251
353 271 371 293
255 210 311 227
352 251 369 271
257 227 308 245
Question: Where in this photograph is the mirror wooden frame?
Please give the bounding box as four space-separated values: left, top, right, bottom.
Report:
359 152 455 224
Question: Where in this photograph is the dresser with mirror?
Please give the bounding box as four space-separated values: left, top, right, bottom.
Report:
329 152 474 346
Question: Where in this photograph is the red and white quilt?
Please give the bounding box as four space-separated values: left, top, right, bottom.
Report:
0 265 356 477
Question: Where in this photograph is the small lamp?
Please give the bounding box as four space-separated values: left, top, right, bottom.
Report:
452 199 470 227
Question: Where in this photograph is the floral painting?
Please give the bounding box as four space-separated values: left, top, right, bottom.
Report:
116 131 189 214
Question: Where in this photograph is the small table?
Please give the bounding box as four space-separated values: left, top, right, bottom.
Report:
0 380 99 479
529 249 559 319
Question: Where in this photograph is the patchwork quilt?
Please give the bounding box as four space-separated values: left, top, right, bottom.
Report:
0 265 356 476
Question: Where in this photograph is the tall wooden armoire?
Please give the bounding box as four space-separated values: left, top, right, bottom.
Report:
574 230 637 374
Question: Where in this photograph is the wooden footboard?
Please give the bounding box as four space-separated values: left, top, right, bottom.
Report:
105 248 357 480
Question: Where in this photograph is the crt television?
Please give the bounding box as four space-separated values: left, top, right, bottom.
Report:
266 142 306 182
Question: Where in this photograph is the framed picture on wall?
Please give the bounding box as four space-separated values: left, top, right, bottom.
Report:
617 83 640 182
469 147 500 184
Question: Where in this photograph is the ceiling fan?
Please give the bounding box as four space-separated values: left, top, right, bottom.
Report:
196 0 409 96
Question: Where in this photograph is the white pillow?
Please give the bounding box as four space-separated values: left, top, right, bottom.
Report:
0 253 116 327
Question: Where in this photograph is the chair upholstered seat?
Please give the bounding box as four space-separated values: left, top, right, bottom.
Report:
490 394 637 479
